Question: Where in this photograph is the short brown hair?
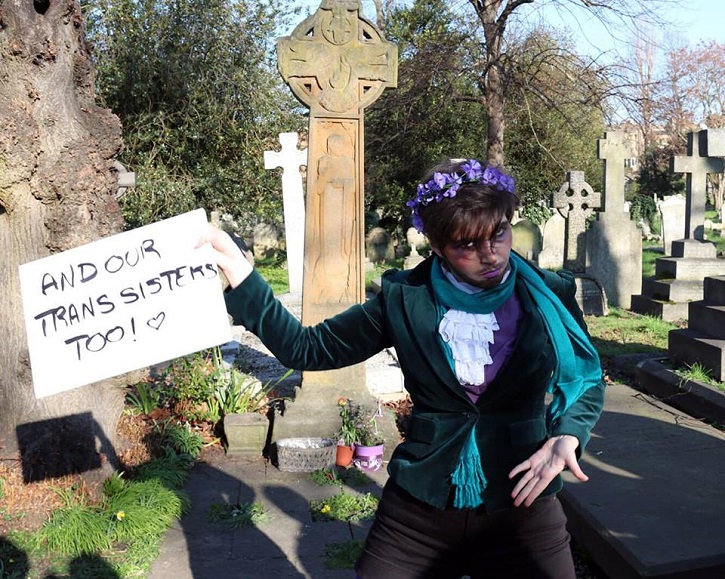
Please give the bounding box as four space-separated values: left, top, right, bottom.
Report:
417 159 519 248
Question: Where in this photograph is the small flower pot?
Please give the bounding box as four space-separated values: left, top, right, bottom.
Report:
335 444 354 467
353 443 384 472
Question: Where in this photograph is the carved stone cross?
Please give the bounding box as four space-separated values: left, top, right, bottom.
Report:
671 130 724 241
278 0 397 117
264 132 308 295
553 171 601 272
271 0 398 442
598 131 630 213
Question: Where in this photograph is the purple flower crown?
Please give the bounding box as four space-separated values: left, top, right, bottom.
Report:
406 159 516 232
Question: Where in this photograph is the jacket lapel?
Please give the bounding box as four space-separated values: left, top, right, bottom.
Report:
399 282 471 401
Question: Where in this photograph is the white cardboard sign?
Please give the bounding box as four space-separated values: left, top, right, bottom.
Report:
19 209 232 398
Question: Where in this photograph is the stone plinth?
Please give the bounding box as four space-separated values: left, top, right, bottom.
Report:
631 239 725 322
668 276 725 382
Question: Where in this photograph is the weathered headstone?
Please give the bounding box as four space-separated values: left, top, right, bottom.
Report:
670 130 724 241
552 171 607 315
252 223 281 261
659 195 687 255
264 132 307 295
511 218 542 261
272 0 398 445
585 131 642 309
537 211 565 271
552 171 601 273
366 226 394 263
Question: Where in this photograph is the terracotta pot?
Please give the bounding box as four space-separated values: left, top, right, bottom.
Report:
353 443 384 472
335 444 354 467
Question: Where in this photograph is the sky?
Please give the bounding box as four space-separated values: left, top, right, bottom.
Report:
285 0 725 59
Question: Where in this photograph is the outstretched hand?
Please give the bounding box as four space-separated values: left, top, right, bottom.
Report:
196 225 253 289
508 435 586 507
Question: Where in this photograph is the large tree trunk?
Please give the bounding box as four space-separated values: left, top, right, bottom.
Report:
0 0 137 483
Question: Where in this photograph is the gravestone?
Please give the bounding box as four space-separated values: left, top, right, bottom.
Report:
511 218 542 261
552 171 601 273
273 0 398 444
670 130 724 241
632 130 725 321
659 195 687 255
252 223 280 261
585 131 642 309
366 226 394 263
552 171 607 315
264 132 307 295
537 211 565 271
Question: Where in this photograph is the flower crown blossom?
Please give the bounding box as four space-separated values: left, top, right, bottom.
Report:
406 159 516 232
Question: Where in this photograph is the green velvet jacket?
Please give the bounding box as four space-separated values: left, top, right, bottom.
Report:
225 256 605 512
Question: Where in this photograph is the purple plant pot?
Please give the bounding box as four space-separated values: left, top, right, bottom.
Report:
353 443 384 472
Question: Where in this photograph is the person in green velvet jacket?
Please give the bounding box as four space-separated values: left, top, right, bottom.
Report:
201 158 605 579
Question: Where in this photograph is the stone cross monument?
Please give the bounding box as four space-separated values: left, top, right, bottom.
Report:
671 130 724 241
552 171 601 273
264 132 308 296
273 0 398 442
586 131 642 309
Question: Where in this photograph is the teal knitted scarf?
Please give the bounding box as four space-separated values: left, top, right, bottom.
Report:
430 253 602 508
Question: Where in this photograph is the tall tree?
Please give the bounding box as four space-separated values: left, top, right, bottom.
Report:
465 0 672 166
84 0 303 230
0 0 139 475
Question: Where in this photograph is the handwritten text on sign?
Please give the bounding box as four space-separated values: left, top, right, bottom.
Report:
19 209 232 398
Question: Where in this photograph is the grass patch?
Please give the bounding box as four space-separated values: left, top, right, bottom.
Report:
309 466 374 487
310 491 378 523
208 501 268 528
256 262 290 294
584 307 677 358
324 540 365 569
642 241 662 278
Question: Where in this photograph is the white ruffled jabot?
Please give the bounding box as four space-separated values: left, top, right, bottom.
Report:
438 309 498 385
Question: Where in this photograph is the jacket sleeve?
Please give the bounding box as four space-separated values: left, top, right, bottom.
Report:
546 269 606 454
224 269 388 370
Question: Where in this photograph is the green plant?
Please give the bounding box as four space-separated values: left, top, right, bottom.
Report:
104 478 188 544
38 504 110 557
335 398 384 447
310 491 379 523
310 467 342 486
154 419 205 459
208 501 268 528
675 362 716 386
324 540 365 569
212 368 293 416
126 380 161 415
161 348 225 421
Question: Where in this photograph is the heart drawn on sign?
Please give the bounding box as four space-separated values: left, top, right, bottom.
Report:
147 312 166 330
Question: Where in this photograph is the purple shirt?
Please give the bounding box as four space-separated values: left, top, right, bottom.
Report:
459 291 523 403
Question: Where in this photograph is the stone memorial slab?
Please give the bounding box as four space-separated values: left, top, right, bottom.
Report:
586 131 642 309
659 194 687 255
537 212 565 270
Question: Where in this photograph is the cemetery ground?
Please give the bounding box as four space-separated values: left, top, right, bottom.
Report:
1 260 723 578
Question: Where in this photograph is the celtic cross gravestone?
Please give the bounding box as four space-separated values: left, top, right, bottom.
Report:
552 171 601 273
271 0 398 443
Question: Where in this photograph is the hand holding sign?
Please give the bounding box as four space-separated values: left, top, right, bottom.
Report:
19 209 232 399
